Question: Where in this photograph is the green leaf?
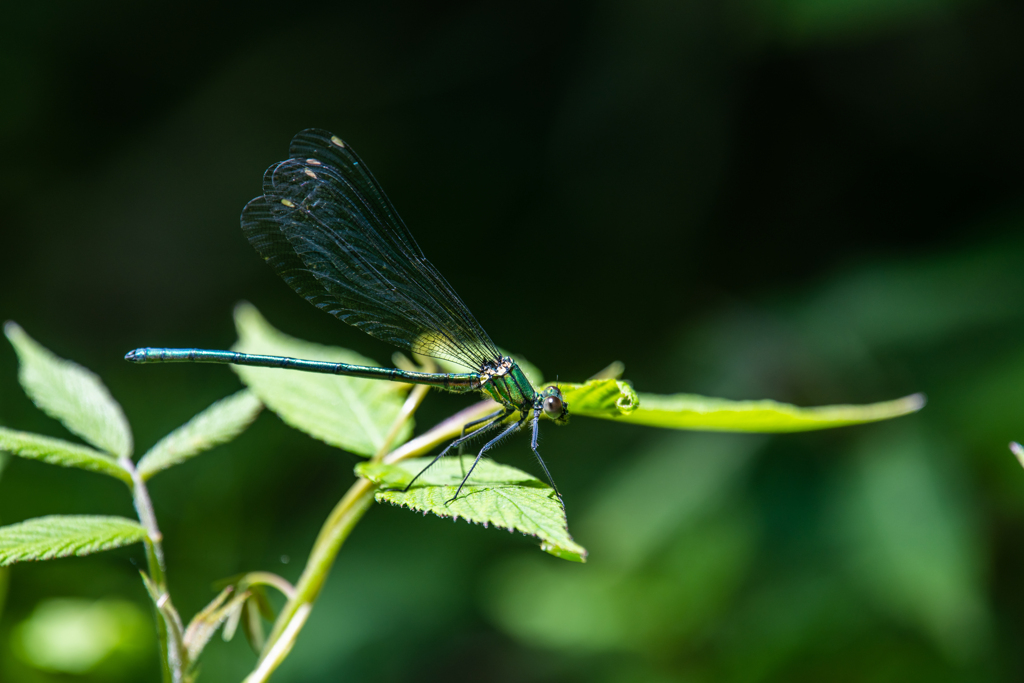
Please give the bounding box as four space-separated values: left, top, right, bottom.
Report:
589 391 925 432
358 457 587 562
240 599 266 654
0 427 130 482
182 586 250 666
4 322 133 458
580 433 762 567
837 428 989 658
588 360 625 380
231 303 411 456
559 378 639 418
137 390 263 480
0 515 147 566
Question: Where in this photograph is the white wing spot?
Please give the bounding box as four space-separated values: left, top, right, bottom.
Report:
330 136 346 148
306 158 322 166
281 199 295 207
304 169 318 179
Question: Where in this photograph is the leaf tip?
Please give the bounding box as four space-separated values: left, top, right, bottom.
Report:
540 542 587 563
233 300 254 315
588 360 625 381
1011 441 1024 467
906 392 927 412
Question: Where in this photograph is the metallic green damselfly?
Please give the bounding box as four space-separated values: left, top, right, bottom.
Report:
126 129 568 504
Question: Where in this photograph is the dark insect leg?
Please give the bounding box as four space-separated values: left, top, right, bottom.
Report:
530 409 564 510
447 415 527 504
403 409 512 492
457 407 505 474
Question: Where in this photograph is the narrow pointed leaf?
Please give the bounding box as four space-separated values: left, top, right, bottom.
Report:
0 515 147 566
358 457 587 562
590 391 925 432
231 303 411 456
0 427 131 482
4 322 133 458
588 360 625 380
222 597 245 643
138 390 263 480
183 587 250 665
241 599 266 653
559 378 639 418
249 585 276 621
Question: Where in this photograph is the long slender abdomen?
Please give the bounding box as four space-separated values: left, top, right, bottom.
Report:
124 347 484 392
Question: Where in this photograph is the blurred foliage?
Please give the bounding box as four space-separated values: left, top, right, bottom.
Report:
10 598 151 677
1 0 1023 681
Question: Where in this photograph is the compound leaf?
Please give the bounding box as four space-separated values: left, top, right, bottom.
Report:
4 322 132 458
0 516 147 566
138 390 262 479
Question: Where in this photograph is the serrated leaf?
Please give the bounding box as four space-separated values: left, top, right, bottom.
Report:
559 378 639 418
4 322 133 458
0 515 147 566
0 427 130 482
359 457 587 562
589 391 925 432
231 303 411 456
137 390 263 480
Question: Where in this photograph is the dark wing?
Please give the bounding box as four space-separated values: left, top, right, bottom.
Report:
241 128 501 370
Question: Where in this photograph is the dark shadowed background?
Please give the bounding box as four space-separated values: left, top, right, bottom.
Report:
1 0 1023 681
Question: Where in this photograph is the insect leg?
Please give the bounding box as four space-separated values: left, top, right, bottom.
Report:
530 409 564 510
447 414 527 504
457 407 505 473
403 408 512 492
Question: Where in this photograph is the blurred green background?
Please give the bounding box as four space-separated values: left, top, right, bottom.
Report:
1 0 1023 681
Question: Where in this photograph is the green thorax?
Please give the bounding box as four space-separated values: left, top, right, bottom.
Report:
479 357 537 410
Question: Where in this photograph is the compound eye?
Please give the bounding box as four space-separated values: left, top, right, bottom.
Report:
543 395 563 419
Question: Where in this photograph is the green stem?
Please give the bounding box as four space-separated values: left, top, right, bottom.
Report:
374 383 433 462
238 572 297 600
253 478 375 682
250 398 498 682
382 400 498 465
121 456 178 683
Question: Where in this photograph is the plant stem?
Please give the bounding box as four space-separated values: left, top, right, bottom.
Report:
383 400 499 465
251 398 499 681
239 572 297 600
244 604 311 683
121 456 177 683
374 383 432 461
254 477 374 681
